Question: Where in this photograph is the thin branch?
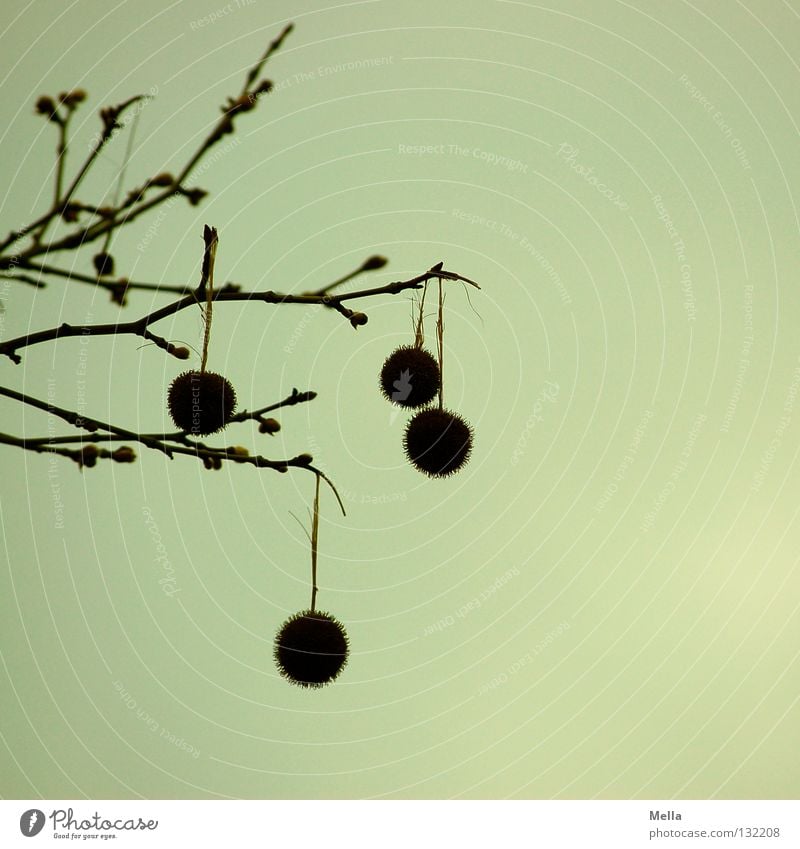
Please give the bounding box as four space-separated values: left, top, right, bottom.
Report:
0 384 174 457
53 113 70 212
228 387 317 424
304 255 388 296
0 273 46 289
0 263 478 363
0 24 293 262
0 432 135 468
60 96 148 218
6 259 240 297
243 22 294 92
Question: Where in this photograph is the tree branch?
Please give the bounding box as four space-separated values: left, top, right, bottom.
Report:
0 263 479 363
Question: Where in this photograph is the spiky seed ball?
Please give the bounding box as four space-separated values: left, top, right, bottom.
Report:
380 345 440 408
274 610 349 688
404 407 473 477
167 370 236 436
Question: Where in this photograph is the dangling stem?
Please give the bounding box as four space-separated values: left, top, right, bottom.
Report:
199 225 218 374
310 471 321 612
436 276 445 410
101 106 142 257
413 280 429 349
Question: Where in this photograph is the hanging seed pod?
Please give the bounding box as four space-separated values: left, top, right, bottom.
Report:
379 345 440 408
167 370 236 435
274 609 349 688
404 407 473 477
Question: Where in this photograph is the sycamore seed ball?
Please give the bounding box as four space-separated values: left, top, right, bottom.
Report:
404 407 473 477
380 345 440 408
274 610 349 688
167 370 236 436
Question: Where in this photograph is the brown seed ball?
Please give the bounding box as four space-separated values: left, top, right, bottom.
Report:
404 407 473 477
274 610 349 688
380 345 440 408
167 370 236 435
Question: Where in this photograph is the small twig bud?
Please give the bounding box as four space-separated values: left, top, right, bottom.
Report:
35 96 59 120
59 89 87 109
111 446 136 463
258 417 281 434
349 311 368 328
295 453 314 466
361 255 387 271
148 172 175 187
182 187 208 206
110 279 129 306
93 252 115 277
78 444 99 468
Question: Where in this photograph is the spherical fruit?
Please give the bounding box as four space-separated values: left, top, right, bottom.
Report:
379 345 440 408
167 370 236 436
404 407 473 477
274 609 349 688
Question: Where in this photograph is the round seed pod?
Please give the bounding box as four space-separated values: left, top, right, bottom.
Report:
379 345 440 408
404 407 473 477
274 609 349 688
167 370 236 435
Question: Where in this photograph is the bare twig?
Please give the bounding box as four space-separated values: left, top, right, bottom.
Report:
0 24 293 264
0 263 479 363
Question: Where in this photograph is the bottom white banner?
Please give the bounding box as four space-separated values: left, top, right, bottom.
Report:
2 800 797 848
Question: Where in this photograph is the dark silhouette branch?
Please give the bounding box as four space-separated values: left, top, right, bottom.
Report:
0 24 293 264
0 264 479 363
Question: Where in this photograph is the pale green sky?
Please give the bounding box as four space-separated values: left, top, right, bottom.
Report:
1 0 798 799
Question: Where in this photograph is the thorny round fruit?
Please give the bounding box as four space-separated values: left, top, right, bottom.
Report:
167 370 236 436
404 407 473 477
274 610 349 688
380 345 440 408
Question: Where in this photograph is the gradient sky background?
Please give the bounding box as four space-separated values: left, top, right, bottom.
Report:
1 0 799 799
